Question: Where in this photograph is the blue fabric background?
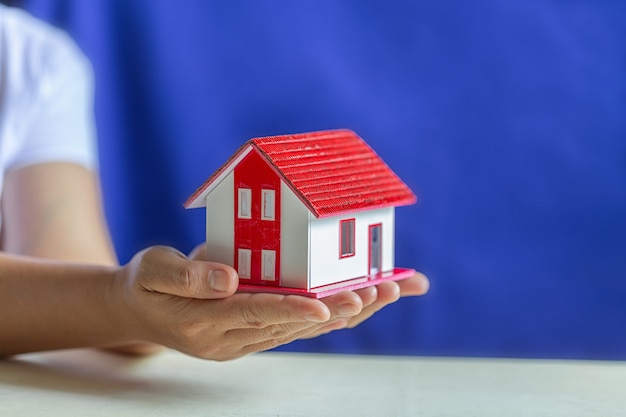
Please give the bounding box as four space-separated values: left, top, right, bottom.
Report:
21 0 626 359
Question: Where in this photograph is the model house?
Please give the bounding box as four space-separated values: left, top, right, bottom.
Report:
185 129 416 298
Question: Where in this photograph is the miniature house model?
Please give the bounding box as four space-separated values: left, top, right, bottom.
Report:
185 129 416 298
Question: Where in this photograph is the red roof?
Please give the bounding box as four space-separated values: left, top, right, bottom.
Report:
185 129 416 217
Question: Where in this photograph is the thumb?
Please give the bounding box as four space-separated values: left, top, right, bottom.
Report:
136 246 239 299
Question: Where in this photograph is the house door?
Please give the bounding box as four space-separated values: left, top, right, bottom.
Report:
234 150 281 286
368 224 382 275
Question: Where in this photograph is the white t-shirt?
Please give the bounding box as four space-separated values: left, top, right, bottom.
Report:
0 6 98 228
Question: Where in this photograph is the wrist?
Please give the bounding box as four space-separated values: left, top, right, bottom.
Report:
107 260 165 348
101 265 166 354
103 264 143 345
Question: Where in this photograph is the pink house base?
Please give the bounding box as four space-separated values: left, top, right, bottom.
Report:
237 267 416 298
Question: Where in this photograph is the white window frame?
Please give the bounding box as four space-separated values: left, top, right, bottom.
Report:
261 249 276 281
261 189 275 221
238 188 252 219
238 248 251 279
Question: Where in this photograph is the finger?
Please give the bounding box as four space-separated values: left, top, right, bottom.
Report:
137 246 238 299
374 281 401 304
217 293 331 329
320 290 363 318
397 272 430 296
353 285 378 308
345 281 400 328
297 318 350 340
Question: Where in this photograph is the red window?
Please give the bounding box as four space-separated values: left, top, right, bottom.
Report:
340 219 355 258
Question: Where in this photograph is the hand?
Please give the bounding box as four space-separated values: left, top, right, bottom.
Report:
188 243 430 344
113 246 362 361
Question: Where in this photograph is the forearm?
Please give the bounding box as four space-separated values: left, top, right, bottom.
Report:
1 163 161 356
0 253 133 356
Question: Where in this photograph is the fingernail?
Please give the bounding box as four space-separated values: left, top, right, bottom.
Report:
208 269 230 292
338 303 360 316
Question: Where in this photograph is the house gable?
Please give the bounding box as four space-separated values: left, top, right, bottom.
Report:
233 149 282 285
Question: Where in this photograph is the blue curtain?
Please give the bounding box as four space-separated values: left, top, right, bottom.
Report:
21 0 626 359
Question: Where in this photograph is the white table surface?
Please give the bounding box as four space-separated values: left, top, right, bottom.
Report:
1 349 625 416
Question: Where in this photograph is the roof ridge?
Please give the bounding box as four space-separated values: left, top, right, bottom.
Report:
252 130 353 144
254 139 367 153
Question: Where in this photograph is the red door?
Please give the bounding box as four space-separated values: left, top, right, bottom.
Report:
234 150 281 286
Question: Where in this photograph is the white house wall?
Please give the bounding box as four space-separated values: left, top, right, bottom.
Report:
204 171 234 268
309 207 395 288
279 181 309 289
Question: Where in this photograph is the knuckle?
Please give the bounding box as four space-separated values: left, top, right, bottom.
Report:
141 246 175 264
133 249 157 278
132 246 187 289
177 263 200 296
176 318 203 342
265 325 288 339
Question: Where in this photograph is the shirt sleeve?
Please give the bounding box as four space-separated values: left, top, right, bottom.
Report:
5 26 99 172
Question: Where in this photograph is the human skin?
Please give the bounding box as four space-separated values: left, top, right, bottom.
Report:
0 163 429 359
